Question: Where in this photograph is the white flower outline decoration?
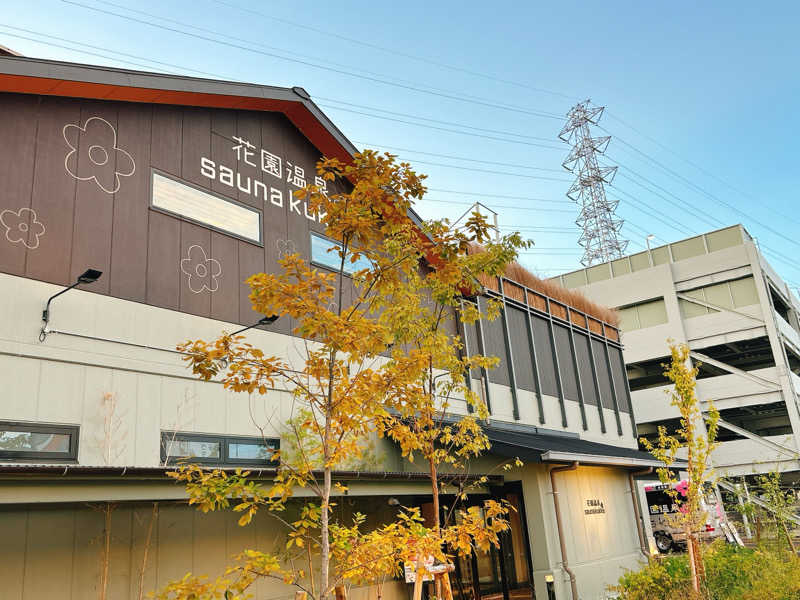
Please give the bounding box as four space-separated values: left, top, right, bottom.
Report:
180 245 222 294
0 207 45 249
276 238 297 260
63 116 136 194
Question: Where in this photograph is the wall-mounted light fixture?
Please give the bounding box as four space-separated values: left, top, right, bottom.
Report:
39 269 102 342
230 314 279 336
215 315 280 369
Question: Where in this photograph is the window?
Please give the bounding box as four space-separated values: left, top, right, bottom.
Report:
161 432 279 465
617 298 668 332
151 171 262 244
0 421 79 461
310 233 372 275
679 276 759 318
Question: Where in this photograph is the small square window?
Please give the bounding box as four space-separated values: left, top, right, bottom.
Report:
0 421 79 462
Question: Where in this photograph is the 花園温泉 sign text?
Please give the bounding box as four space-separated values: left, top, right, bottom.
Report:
200 136 327 223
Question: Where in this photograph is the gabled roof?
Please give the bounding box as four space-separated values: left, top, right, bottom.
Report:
0 55 358 163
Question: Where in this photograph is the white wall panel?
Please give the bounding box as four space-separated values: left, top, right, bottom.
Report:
1 354 41 421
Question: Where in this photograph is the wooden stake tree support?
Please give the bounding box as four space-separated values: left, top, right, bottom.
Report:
412 562 455 600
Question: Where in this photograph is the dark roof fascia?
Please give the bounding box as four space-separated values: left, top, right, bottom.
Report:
0 55 359 157
483 425 673 469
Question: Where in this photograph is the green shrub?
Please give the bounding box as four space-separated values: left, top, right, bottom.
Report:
611 555 694 600
610 540 800 600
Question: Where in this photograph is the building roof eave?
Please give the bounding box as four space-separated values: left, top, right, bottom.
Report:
0 55 358 163
482 424 678 470
0 463 504 484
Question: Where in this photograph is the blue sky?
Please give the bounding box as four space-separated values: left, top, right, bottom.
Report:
3 1 799 284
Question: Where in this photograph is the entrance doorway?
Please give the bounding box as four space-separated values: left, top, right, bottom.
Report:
450 482 535 600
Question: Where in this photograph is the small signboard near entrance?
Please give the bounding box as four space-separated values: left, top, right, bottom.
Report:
584 498 606 515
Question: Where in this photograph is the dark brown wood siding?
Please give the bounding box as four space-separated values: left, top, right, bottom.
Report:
0 92 344 330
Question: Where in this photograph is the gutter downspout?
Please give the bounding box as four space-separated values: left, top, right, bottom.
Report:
628 467 653 558
550 462 579 600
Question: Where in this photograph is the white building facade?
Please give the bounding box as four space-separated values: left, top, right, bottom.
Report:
551 225 800 478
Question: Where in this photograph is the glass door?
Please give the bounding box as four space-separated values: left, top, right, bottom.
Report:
449 485 534 600
502 492 533 600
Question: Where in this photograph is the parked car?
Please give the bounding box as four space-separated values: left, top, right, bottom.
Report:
645 481 727 552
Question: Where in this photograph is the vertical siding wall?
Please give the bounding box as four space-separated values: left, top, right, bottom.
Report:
0 92 354 337
460 280 635 445
0 502 407 600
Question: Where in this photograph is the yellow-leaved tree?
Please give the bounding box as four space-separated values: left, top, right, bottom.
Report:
641 341 719 594
156 150 529 600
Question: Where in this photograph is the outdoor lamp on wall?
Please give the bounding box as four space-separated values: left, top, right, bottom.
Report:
216 315 280 369
39 268 103 342
231 314 279 336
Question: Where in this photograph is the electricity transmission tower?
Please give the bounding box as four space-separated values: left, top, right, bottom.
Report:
559 100 628 266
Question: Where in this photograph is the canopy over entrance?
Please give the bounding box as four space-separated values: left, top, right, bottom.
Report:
483 423 665 468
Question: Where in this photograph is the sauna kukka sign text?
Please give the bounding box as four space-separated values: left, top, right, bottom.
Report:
199 135 328 223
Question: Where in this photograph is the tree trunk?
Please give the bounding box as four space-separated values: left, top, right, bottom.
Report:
782 520 796 553
686 526 699 593
691 536 705 583
429 455 440 532
321 465 331 600
99 503 113 600
137 502 159 600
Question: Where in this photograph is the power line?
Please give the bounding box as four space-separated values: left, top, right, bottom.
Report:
500 226 577 233
356 142 564 172
612 163 724 231
320 104 563 149
429 188 572 204
382 158 570 182
211 0 577 101
0 27 209 76
605 139 800 276
598 124 800 248
608 189 694 237
92 0 568 125
1 26 562 159
606 110 795 224
324 100 560 144
420 198 575 213
519 251 584 256
61 0 565 120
